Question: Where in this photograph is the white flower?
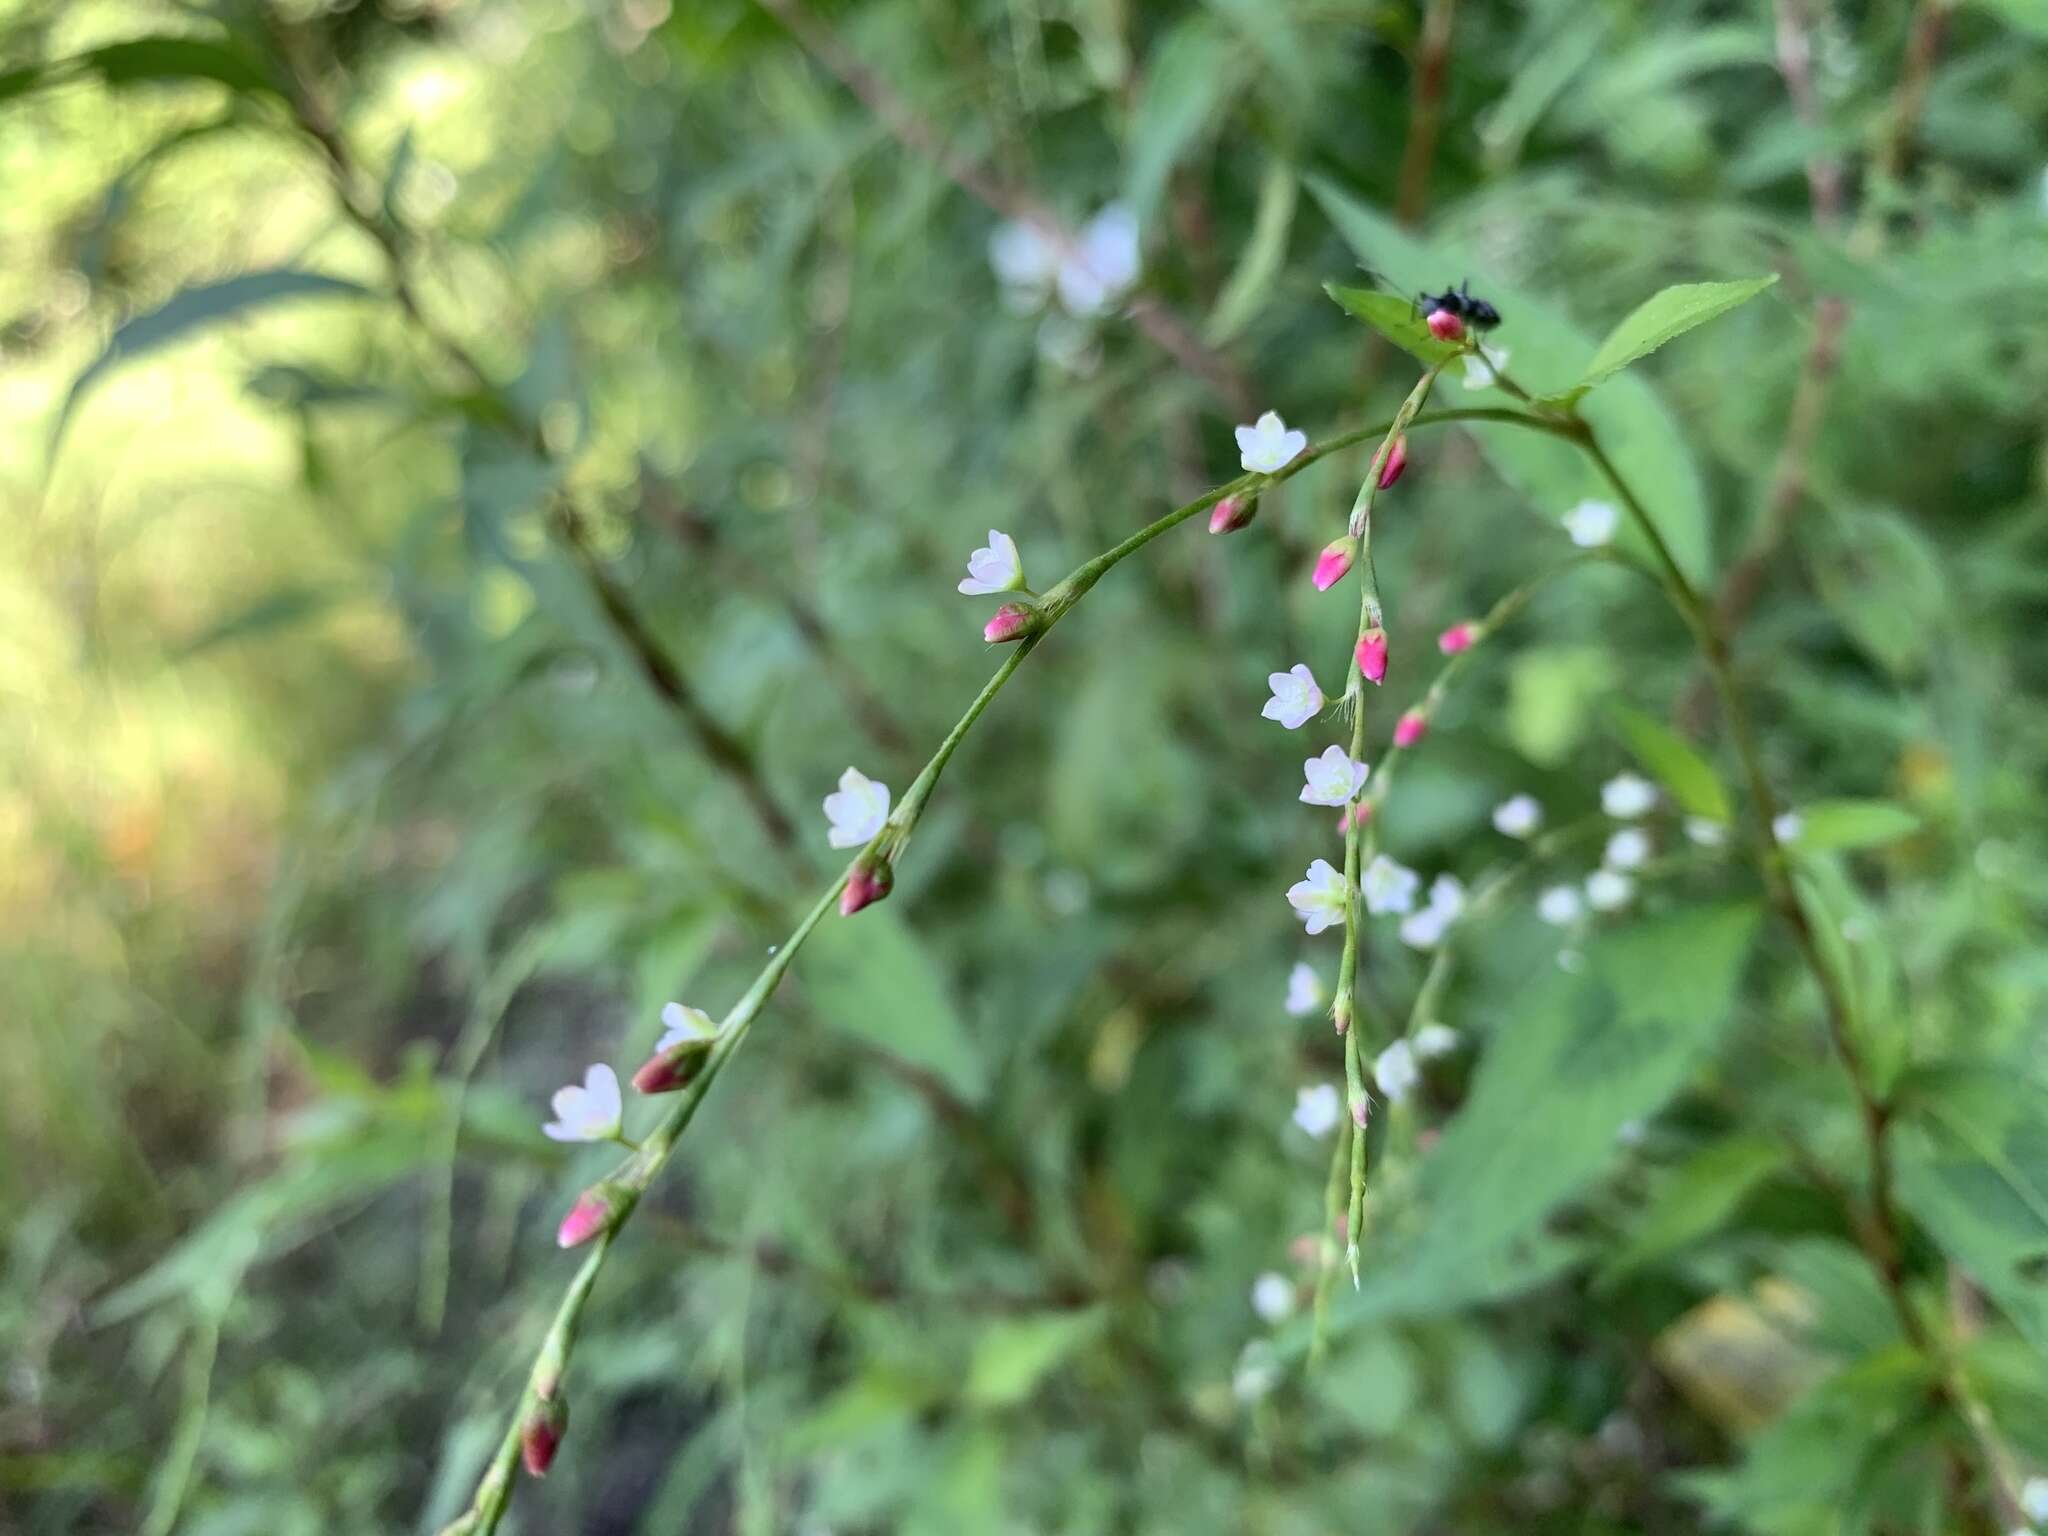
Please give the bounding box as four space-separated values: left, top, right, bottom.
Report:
1601 772 1657 819
957 529 1026 595
657 1002 717 1053
1461 345 1509 389
989 218 1058 305
1262 664 1324 730
1492 794 1543 838
1398 874 1465 950
542 1063 623 1143
1361 854 1420 915
2019 1476 2048 1524
1293 1082 1342 1138
1373 1040 1420 1103
1413 1022 1461 1060
1685 816 1728 848
1300 744 1371 807
1055 203 1141 317
1537 884 1584 926
1287 859 1349 935
1773 810 1804 844
1233 1340 1280 1403
1586 868 1635 911
1604 828 1652 870
1284 962 1324 1018
1235 410 1308 474
1563 499 1620 548
822 766 891 849
1251 1271 1296 1323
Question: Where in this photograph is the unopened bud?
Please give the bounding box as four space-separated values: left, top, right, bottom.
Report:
1437 621 1477 654
1312 537 1356 592
1354 627 1388 685
983 602 1038 644
1393 709 1428 748
520 1393 568 1477
1377 435 1408 490
1338 800 1372 835
632 1036 715 1095
1425 307 1464 342
556 1182 626 1249
839 855 893 916
1207 494 1258 535
1351 1094 1371 1130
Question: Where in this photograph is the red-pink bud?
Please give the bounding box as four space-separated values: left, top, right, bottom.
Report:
632 1037 713 1095
521 1394 568 1477
1377 435 1408 490
1393 709 1428 748
1351 1094 1371 1130
1425 308 1464 342
983 602 1036 644
1312 538 1356 592
1207 494 1258 535
1437 622 1476 654
839 857 893 916
1355 626 1388 685
556 1185 622 1249
1338 800 1373 835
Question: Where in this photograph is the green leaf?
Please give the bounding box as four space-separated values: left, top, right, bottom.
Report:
1790 799 1921 852
1323 283 1467 369
1124 18 1241 225
1566 276 1778 398
53 269 373 452
963 1309 1105 1406
1 37 279 103
1205 158 1295 344
172 584 357 659
1608 702 1731 821
1600 1134 1785 1286
800 908 985 1103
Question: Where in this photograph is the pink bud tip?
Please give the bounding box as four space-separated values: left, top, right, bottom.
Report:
1313 538 1356 592
1393 709 1428 748
521 1398 568 1477
556 1191 612 1250
1338 801 1373 835
1207 494 1257 535
1355 627 1388 685
1426 308 1465 342
1377 435 1408 490
839 863 892 916
1437 622 1476 654
631 1050 699 1095
1351 1096 1371 1130
983 602 1035 644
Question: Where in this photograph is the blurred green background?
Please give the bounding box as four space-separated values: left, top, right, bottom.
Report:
5 0 2048 1532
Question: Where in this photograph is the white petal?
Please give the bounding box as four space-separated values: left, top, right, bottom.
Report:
1412 1023 1460 1060
1586 868 1635 911
1604 829 1651 870
1251 1272 1296 1323
1600 773 1657 819
989 219 1056 288
1492 794 1542 838
1292 1083 1341 1138
1284 962 1324 1017
1373 1041 1419 1103
1773 811 1804 844
1537 885 1583 926
1564 499 1619 549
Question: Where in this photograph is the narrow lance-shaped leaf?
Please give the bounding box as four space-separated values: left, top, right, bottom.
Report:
1609 702 1731 821
1568 275 1779 396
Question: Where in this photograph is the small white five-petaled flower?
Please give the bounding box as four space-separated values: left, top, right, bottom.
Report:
822 766 891 849
1284 962 1324 1018
1235 410 1308 475
957 529 1027 595
1262 664 1324 730
1586 868 1636 912
1604 828 1652 870
1287 859 1349 934
989 204 1141 318
1537 884 1584 926
1461 346 1509 390
1399 874 1466 950
1413 1022 1461 1060
1374 1040 1420 1103
1772 810 1804 844
1300 745 1371 806
1293 1082 1342 1138
1493 794 1543 838
543 1063 623 1143
1362 854 1421 916
657 1002 717 1053
1563 499 1619 548
1601 772 1657 819
1251 1271 1297 1323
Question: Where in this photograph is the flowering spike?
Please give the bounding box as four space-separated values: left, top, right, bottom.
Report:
1312 537 1356 592
1354 627 1388 685
1377 434 1408 490
520 1394 569 1477
983 602 1039 644
556 1182 626 1249
1437 621 1477 655
1393 709 1427 748
840 854 894 915
1425 307 1464 342
1207 493 1258 535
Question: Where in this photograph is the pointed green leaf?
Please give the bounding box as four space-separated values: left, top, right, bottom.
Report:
1790 798 1921 853
801 908 985 1103
1205 158 1296 344
1323 282 1466 368
1124 19 1241 224
1572 276 1779 395
1609 702 1731 820
1599 1133 1785 1285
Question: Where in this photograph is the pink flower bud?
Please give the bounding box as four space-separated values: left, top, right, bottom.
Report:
1312 538 1356 592
1355 626 1388 685
1338 801 1373 835
1288 1232 1320 1267
632 1037 713 1095
1393 709 1428 748
1207 494 1258 535
556 1184 623 1249
1351 1094 1371 1130
839 857 893 916
1377 435 1408 490
983 602 1037 644
1426 308 1464 342
1437 622 1476 654
521 1394 569 1477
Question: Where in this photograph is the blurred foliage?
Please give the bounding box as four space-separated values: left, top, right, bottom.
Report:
3 0 2047 1532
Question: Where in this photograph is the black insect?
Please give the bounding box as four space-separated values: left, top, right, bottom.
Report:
1415 280 1502 331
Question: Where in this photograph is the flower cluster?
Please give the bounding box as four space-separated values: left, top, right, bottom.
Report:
989 204 1141 375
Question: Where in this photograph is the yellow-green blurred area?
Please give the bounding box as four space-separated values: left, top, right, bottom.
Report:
6 0 2048 1533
